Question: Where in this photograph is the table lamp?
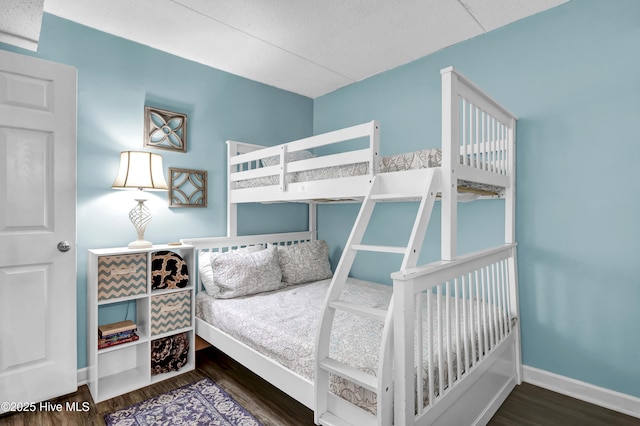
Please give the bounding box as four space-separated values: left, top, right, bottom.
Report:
112 151 168 249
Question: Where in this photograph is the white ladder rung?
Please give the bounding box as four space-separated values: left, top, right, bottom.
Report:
330 300 387 321
351 244 406 254
319 358 377 392
318 412 357 426
316 171 438 425
370 192 422 201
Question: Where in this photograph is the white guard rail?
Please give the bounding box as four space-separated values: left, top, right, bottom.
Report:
228 120 380 192
391 243 519 425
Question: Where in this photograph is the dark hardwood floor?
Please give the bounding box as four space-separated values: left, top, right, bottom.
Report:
489 381 639 426
1 346 638 425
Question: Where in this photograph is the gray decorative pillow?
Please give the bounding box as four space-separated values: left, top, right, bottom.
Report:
199 245 266 297
276 240 333 285
210 246 283 298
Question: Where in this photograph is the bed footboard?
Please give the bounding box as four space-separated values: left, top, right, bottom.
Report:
441 67 516 190
440 67 517 261
392 243 520 425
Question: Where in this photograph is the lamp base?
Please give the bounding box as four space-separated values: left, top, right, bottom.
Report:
128 239 153 249
128 198 153 249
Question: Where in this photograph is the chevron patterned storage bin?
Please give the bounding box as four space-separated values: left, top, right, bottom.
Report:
98 253 147 300
151 290 191 336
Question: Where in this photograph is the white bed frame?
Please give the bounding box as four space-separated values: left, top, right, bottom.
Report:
182 67 520 426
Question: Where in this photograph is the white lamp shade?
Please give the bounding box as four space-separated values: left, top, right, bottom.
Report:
112 151 168 191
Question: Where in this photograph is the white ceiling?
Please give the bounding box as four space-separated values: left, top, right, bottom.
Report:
0 0 44 50
43 0 568 98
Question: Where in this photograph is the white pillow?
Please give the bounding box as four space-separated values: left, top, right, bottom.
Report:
276 240 333 285
210 246 283 299
199 245 264 297
199 251 218 296
261 150 315 167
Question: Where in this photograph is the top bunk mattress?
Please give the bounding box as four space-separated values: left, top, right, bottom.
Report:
232 148 502 195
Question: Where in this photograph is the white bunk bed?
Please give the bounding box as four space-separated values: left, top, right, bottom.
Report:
182 66 520 426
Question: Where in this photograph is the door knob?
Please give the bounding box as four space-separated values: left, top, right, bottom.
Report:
57 241 72 252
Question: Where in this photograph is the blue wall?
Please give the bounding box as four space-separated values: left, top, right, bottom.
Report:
315 0 640 398
3 0 639 402
1 14 313 369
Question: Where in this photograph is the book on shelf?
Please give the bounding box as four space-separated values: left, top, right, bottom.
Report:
98 320 136 338
99 330 137 342
98 333 139 349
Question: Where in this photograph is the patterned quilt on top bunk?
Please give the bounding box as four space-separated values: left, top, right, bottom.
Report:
197 277 498 414
233 148 502 195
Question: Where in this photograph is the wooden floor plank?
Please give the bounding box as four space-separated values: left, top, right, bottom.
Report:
489 382 639 426
0 346 637 425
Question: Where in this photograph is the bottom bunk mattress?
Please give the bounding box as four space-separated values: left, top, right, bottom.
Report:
232 148 503 196
197 277 504 414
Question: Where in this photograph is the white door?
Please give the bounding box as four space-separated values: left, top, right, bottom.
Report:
0 50 77 409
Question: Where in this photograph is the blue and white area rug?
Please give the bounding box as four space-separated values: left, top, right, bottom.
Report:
104 378 263 425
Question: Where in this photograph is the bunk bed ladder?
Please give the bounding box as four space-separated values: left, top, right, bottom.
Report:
315 168 440 426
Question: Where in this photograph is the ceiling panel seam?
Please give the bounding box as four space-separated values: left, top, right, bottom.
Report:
170 0 356 82
457 0 487 32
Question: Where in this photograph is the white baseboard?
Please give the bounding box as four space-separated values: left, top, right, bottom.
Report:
77 367 88 386
523 365 640 419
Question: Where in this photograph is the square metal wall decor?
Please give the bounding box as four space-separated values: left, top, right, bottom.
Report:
169 168 207 208
144 106 187 152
